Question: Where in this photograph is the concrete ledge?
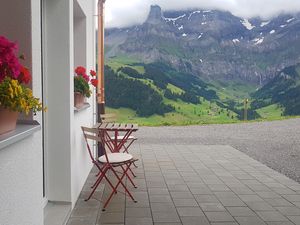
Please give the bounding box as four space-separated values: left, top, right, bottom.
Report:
0 120 41 150
74 103 90 113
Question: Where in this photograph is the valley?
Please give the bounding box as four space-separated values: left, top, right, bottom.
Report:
104 6 300 126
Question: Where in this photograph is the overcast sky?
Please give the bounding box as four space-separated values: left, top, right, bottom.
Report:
104 0 300 28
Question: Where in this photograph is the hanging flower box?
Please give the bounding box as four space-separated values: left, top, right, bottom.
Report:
0 107 18 135
0 36 45 135
74 66 98 109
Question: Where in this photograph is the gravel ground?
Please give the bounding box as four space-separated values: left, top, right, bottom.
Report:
138 118 300 183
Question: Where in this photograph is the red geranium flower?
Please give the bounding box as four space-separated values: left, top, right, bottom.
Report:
0 36 22 82
90 70 96 77
75 66 86 76
18 66 31 84
91 79 98 87
83 74 90 82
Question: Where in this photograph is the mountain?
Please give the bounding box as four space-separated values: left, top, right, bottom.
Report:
252 64 300 116
105 5 300 84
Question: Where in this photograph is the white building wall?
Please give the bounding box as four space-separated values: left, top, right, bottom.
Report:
0 0 96 223
44 0 95 207
0 1 44 225
71 0 96 205
44 0 73 202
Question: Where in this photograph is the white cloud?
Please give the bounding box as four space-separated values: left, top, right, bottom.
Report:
104 0 300 28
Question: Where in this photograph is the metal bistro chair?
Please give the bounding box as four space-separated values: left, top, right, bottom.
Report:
81 126 138 211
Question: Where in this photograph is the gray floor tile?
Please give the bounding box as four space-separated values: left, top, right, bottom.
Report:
275 206 300 216
173 198 199 207
154 223 182 225
181 216 210 225
177 207 205 217
99 212 124 224
152 211 181 223
234 216 267 225
71 206 99 218
210 223 238 225
247 201 275 211
199 203 226 212
226 207 256 216
170 191 194 199
195 195 220 203
149 195 173 203
204 212 235 222
67 217 96 225
125 217 153 225
218 198 246 207
151 202 177 212
266 222 295 225
286 216 300 224
126 207 151 218
256 211 289 222
265 198 294 207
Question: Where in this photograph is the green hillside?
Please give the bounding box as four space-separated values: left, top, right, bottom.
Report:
105 57 300 126
252 64 300 116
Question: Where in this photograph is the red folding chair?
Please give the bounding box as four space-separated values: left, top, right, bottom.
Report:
81 126 138 211
108 134 138 172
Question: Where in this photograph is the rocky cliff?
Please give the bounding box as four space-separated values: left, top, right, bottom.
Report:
105 5 300 84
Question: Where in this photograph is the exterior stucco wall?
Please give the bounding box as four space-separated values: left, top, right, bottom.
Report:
0 0 96 223
0 0 44 225
44 0 95 207
71 0 96 205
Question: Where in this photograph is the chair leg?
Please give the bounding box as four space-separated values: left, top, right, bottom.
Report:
122 141 138 168
102 164 136 210
85 167 108 201
121 165 137 188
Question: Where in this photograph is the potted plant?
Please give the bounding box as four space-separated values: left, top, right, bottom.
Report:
0 35 45 135
74 66 98 108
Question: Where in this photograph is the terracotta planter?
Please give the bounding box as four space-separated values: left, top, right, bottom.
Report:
0 107 19 135
74 92 85 108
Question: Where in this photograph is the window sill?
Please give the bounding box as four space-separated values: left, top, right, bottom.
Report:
0 120 41 151
74 103 90 113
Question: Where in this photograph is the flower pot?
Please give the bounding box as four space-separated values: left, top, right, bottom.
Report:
0 107 19 135
74 92 85 108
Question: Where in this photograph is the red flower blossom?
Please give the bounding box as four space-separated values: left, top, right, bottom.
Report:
83 74 90 82
18 66 31 84
91 79 98 87
90 70 96 77
75 66 86 76
0 36 22 82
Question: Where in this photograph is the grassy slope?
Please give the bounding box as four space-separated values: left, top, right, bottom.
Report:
105 56 296 126
256 104 283 120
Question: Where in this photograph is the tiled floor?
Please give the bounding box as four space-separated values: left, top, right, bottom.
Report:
67 144 300 225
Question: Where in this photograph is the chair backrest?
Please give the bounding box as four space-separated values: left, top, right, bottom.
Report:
81 126 102 163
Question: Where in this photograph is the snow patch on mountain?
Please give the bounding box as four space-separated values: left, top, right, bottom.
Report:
270 30 275 34
241 19 255 30
253 37 264 45
198 33 203 39
178 25 183 30
287 18 295 23
164 14 186 25
188 11 201 20
260 21 270 27
280 24 287 28
182 33 187 37
232 39 240 43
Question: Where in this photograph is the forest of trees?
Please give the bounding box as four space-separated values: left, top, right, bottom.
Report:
105 66 174 116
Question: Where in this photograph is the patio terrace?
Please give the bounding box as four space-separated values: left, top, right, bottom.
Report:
67 123 300 225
